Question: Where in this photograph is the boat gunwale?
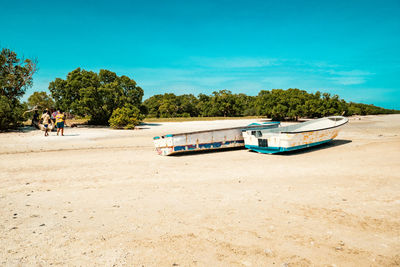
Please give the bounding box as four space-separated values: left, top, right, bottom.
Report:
280 119 348 134
248 117 348 135
154 122 280 139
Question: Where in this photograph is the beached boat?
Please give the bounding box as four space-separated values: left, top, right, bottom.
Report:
242 116 348 154
153 121 280 156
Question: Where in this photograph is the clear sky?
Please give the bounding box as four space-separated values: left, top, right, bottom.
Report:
1 0 399 109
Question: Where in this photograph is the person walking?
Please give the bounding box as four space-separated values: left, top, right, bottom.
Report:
40 110 51 136
55 109 66 136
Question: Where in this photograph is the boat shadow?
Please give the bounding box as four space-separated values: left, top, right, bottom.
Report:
5 125 49 133
140 123 162 127
274 139 352 156
17 126 39 133
133 123 162 130
172 146 246 157
170 139 352 157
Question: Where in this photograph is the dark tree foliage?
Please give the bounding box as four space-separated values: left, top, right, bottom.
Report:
0 48 38 130
143 93 199 118
196 93 212 117
49 68 144 125
209 90 236 117
27 91 55 110
143 89 399 120
144 90 259 118
346 102 398 115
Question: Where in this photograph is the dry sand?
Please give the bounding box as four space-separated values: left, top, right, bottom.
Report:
1 115 399 266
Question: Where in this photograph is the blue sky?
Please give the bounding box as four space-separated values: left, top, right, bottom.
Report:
1 0 399 109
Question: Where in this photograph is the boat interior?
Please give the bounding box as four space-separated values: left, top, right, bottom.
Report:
257 116 348 134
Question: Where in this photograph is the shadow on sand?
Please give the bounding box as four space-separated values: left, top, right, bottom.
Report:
140 123 162 127
9 125 53 133
171 146 245 157
77 125 109 129
13 125 82 133
17 126 39 133
167 139 352 157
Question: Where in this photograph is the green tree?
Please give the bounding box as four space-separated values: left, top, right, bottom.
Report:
49 68 144 125
285 88 307 120
255 89 291 120
209 90 237 117
143 93 194 118
49 68 100 115
196 93 213 117
254 88 353 120
0 48 38 130
143 94 164 117
177 94 199 117
236 94 256 116
0 95 25 129
158 94 178 117
27 91 55 110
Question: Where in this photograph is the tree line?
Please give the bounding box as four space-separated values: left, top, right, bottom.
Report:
1 47 399 130
143 89 399 120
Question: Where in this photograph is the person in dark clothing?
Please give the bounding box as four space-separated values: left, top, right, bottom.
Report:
32 110 39 126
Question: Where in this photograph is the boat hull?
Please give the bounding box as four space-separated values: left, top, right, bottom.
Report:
154 122 280 156
245 139 333 154
242 116 347 154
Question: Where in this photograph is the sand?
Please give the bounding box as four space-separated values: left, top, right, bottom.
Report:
1 115 399 266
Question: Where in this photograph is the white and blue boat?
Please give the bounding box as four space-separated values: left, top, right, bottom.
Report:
153 121 280 156
242 116 348 154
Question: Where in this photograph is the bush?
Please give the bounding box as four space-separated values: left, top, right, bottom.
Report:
0 96 25 130
179 112 191 117
109 105 144 129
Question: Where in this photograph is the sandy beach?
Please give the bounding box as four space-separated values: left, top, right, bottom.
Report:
1 115 399 266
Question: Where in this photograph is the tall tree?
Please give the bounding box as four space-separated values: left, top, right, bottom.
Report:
27 91 55 110
0 48 38 129
49 68 144 125
177 94 199 117
209 90 236 117
196 93 212 117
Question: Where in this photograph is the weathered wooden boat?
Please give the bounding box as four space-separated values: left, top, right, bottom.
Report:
153 121 280 156
242 116 348 154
